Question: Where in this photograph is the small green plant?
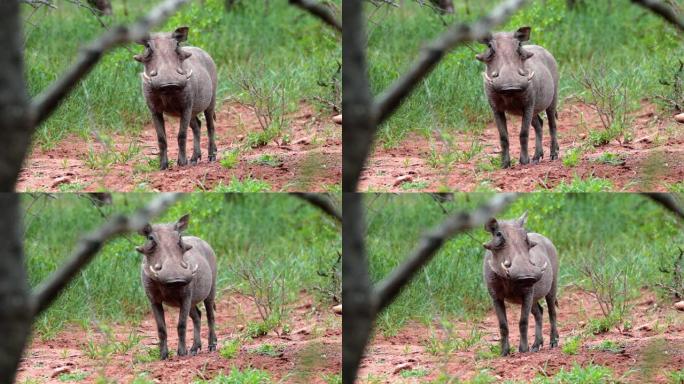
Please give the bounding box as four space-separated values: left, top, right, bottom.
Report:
192 367 271 384
58 182 86 192
58 371 89 382
211 176 271 192
400 368 429 378
475 344 500 360
590 340 625 353
322 374 342 384
245 318 279 338
250 343 285 357
669 368 684 384
594 152 626 166
400 180 429 191
219 339 241 359
130 373 155 384
423 324 481 356
549 363 615 383
250 154 282 167
562 147 583 167
133 346 173 363
553 175 614 192
220 149 241 169
562 335 582 355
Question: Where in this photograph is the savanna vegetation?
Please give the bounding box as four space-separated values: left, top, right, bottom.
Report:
362 0 683 191
20 193 341 383
362 193 684 383
25 0 340 148
18 0 341 193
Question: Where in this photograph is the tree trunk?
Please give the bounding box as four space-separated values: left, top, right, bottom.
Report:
0 194 32 383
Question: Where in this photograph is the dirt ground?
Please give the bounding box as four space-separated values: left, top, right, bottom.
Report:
17 102 341 192
360 102 684 192
357 288 684 383
17 293 341 383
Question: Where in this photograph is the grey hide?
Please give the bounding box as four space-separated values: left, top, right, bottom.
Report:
482 212 559 356
136 214 217 359
477 26 559 168
135 26 218 170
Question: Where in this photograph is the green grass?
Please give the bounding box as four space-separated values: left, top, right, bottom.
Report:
219 149 241 169
590 340 625 353
250 154 283 167
219 339 241 359
561 336 582 355
366 0 679 148
249 343 285 357
58 372 89 382
670 369 684 384
534 363 616 384
399 368 429 378
192 368 271 384
24 194 340 339
23 0 340 149
562 147 583 168
552 175 614 192
210 176 272 192
365 193 684 332
593 152 627 166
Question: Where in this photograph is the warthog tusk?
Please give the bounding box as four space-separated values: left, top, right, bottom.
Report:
501 261 510 271
185 69 193 79
142 72 151 82
483 71 493 83
192 264 199 274
145 264 158 278
527 71 535 81
541 261 548 270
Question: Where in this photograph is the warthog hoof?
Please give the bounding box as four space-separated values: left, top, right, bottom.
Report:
177 346 187 357
208 155 216 162
160 159 169 170
159 347 169 360
190 344 201 355
190 155 201 165
520 156 530 165
531 341 543 352
551 153 559 160
177 157 188 167
518 344 529 353
208 344 217 352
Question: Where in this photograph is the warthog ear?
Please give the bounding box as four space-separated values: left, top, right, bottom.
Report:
135 34 150 45
484 218 499 233
138 223 152 236
478 32 493 45
173 26 189 42
175 214 190 232
133 54 144 62
517 211 528 227
514 26 531 42
135 246 145 254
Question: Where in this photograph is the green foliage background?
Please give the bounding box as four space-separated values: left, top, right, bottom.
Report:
365 193 684 332
23 193 340 338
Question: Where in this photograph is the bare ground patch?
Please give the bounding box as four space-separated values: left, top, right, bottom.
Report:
17 102 341 192
360 102 684 192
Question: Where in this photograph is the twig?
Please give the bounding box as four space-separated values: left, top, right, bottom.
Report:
373 0 528 125
373 193 517 311
29 0 191 127
631 0 684 32
289 0 342 32
293 193 342 223
30 193 182 316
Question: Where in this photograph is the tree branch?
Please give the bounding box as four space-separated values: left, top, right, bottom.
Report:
631 0 684 32
29 0 191 127
644 193 684 220
293 193 342 223
289 0 342 32
30 193 182 316
373 193 518 312
373 0 528 124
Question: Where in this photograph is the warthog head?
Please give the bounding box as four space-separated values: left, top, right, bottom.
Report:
476 26 536 94
134 26 194 92
136 214 197 287
483 212 548 286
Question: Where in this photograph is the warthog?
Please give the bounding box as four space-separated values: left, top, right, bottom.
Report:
136 214 217 359
482 212 559 356
477 26 559 168
135 26 218 170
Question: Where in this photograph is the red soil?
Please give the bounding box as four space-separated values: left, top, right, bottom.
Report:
357 288 684 383
17 102 341 192
359 102 684 191
17 293 341 383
